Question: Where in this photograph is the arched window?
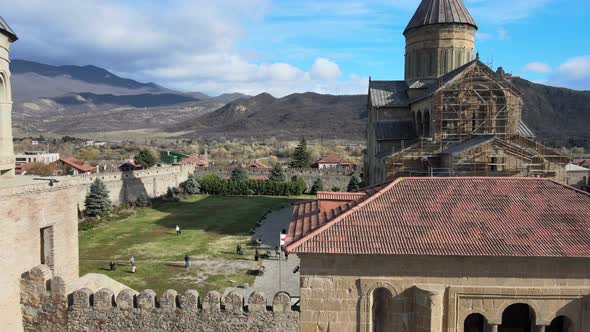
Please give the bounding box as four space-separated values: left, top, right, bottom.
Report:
416 111 423 137
371 288 393 332
0 73 6 102
500 303 536 332
464 313 487 332
547 316 572 332
424 111 431 137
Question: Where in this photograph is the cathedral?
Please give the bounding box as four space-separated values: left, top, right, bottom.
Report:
364 0 568 186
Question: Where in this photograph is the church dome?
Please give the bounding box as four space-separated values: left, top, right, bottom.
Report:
404 0 477 34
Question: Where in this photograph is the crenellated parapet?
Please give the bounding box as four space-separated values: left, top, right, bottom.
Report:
21 265 299 332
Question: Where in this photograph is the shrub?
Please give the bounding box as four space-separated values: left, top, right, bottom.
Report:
310 178 324 195
230 167 248 182
181 175 200 194
135 194 151 208
135 149 158 169
347 175 362 192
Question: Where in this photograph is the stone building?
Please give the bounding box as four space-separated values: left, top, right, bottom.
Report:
0 17 17 178
286 177 590 332
364 0 568 186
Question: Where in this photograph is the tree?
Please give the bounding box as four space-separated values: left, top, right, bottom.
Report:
310 178 324 195
135 149 157 169
135 194 150 208
289 138 311 168
181 175 200 194
231 167 248 182
269 164 286 182
85 179 112 217
347 175 362 192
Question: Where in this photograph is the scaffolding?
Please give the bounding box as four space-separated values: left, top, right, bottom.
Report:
384 65 569 181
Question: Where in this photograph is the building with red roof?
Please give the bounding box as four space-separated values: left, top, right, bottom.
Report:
180 155 209 167
286 177 590 331
118 161 144 172
314 155 355 169
52 158 96 175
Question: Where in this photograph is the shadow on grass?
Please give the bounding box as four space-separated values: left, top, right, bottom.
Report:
150 195 299 236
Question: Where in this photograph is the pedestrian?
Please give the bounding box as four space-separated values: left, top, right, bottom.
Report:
176 225 180 235
285 251 289 261
109 261 115 271
236 243 242 254
184 255 190 268
275 246 280 261
129 255 135 273
254 249 259 261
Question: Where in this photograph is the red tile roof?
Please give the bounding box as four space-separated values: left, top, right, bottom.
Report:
316 191 367 201
58 158 95 173
180 156 209 166
286 177 590 257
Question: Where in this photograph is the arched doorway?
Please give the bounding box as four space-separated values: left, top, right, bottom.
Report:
547 316 572 332
416 111 423 137
0 73 6 102
500 304 535 332
464 313 486 332
371 288 393 332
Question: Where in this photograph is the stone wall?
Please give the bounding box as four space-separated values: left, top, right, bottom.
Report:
21 265 299 332
298 254 590 332
1 181 79 332
193 167 355 192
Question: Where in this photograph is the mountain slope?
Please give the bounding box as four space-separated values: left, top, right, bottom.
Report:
512 77 590 147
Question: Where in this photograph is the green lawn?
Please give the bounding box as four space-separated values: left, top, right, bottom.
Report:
79 195 297 295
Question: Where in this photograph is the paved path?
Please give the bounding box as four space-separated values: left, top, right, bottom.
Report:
253 207 301 299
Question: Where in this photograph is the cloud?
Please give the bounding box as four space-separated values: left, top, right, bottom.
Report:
549 56 590 90
524 62 551 74
310 58 342 80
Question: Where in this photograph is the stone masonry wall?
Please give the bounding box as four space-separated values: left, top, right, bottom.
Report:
194 167 355 192
21 265 300 332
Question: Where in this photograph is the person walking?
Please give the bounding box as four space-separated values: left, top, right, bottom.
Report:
254 249 259 261
236 243 242 254
130 255 136 273
176 225 181 235
184 255 190 269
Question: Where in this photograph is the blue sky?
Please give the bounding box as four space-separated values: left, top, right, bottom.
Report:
2 0 590 96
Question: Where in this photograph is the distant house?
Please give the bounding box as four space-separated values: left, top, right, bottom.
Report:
180 156 209 167
315 155 355 169
160 151 190 165
566 163 590 192
574 159 590 168
15 151 60 165
53 158 96 175
118 161 144 172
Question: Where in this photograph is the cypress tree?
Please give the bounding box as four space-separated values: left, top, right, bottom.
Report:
269 164 286 182
135 149 157 169
310 178 324 195
85 179 112 217
347 175 362 192
289 138 311 168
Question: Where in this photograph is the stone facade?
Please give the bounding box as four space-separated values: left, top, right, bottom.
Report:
1 181 79 332
298 254 590 332
20 265 300 332
0 30 15 178
405 24 476 81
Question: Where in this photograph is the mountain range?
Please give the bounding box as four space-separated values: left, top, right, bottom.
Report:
9 60 590 147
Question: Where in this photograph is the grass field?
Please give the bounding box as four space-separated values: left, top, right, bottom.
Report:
79 195 298 295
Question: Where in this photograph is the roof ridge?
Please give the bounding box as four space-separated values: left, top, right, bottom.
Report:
286 178 405 252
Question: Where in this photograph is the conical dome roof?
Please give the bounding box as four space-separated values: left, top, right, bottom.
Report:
0 17 17 42
404 0 477 34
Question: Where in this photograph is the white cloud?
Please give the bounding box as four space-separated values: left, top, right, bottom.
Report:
524 62 551 74
310 58 343 80
549 56 590 90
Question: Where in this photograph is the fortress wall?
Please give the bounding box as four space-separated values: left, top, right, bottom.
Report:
21 265 299 332
193 167 355 192
0 184 79 332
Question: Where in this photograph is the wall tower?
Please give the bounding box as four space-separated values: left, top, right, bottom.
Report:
404 0 477 81
0 17 17 179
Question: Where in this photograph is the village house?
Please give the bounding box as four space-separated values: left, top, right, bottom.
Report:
314 155 355 170
118 160 144 172
52 157 95 175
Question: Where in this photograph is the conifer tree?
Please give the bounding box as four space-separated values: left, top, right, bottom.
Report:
181 175 200 194
231 167 248 182
269 164 286 182
289 138 311 168
347 175 362 192
310 178 324 195
135 149 157 169
85 179 112 217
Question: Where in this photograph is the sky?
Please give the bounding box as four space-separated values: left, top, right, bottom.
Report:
2 0 590 97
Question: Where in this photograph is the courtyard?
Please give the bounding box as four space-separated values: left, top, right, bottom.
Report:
79 195 300 295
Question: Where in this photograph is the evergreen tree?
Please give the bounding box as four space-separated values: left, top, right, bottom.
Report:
269 164 286 182
347 175 362 192
85 179 112 217
310 178 324 195
231 167 248 182
135 149 157 169
289 138 311 168
181 175 200 194
135 194 150 208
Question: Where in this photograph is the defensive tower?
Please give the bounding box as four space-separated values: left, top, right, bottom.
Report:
404 0 477 81
0 17 17 178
